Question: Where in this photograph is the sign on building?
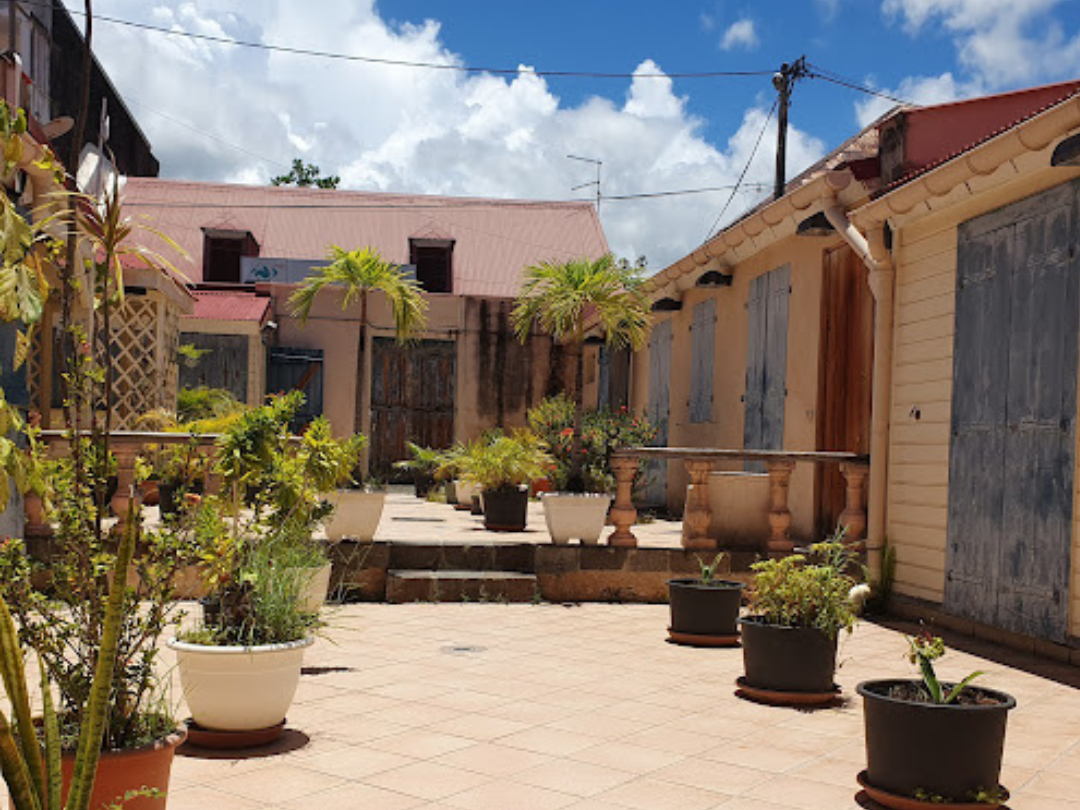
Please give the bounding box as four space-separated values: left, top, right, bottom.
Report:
240 257 417 285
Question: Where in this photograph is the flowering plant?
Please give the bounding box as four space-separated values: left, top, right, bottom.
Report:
527 395 658 493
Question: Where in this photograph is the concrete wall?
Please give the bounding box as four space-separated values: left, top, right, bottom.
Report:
884 154 1080 640
629 234 843 541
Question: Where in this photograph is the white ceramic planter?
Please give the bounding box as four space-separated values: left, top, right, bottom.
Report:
541 493 612 545
297 563 333 613
453 480 478 510
169 637 314 731
323 490 385 541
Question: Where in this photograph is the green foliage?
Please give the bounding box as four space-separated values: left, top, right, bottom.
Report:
866 539 896 614
907 630 984 705
298 417 365 493
270 158 340 190
176 343 210 369
526 395 658 493
695 552 728 584
747 540 862 640
393 442 443 475
288 245 428 341
458 432 552 493
176 385 245 423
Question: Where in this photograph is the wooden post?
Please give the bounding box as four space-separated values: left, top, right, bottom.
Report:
838 461 869 549
766 459 796 556
608 455 639 548
110 440 142 538
682 460 717 550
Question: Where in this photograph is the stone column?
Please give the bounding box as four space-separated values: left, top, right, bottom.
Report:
608 455 639 548
682 460 717 551
838 461 869 549
766 459 796 556
110 440 142 538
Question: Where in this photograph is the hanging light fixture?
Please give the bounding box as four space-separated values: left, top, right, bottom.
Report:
1050 132 1080 167
651 297 682 312
695 270 733 288
796 211 835 236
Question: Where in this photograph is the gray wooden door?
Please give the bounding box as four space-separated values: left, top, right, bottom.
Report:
744 266 790 469
644 319 672 506
179 333 249 403
946 180 1079 641
689 299 716 423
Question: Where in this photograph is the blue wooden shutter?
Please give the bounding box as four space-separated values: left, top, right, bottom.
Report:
267 347 324 431
762 264 790 450
644 319 672 506
689 299 716 423
743 274 768 451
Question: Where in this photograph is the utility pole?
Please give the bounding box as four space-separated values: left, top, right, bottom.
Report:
772 56 807 201
567 154 602 214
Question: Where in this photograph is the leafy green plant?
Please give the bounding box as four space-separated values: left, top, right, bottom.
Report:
512 255 651 492
907 630 984 705
458 431 552 493
176 385 245 423
695 552 728 584
527 395 658 493
394 442 442 477
747 540 862 640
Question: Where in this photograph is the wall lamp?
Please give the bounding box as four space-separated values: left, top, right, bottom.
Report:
1050 132 1080 167
695 270 733 288
796 211 836 236
651 297 682 313
583 334 605 346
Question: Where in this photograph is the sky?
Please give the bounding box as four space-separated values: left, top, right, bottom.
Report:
67 0 1080 271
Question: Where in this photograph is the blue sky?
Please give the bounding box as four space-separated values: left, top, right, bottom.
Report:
81 0 1080 269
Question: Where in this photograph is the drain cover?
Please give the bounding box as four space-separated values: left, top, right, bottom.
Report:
440 644 487 656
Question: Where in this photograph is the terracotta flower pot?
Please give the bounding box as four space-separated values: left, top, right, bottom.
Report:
858 679 1015 806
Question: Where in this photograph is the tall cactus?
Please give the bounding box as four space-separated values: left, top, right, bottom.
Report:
0 499 138 810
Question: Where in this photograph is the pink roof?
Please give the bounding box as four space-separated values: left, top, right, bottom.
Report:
122 179 609 298
187 289 271 323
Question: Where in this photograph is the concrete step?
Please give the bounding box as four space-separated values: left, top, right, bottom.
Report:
386 569 538 604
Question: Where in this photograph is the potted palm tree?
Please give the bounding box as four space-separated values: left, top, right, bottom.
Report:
856 632 1015 809
512 255 650 543
394 442 443 498
458 432 552 531
289 244 427 471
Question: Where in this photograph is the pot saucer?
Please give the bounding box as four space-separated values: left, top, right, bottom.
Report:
182 718 286 750
667 628 740 647
857 770 1009 810
735 676 841 707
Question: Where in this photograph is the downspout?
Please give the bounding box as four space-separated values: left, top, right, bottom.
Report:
821 194 894 582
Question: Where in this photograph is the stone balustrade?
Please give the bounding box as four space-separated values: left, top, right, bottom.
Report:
609 448 870 555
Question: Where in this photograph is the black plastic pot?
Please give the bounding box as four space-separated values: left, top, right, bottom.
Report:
470 494 484 516
482 486 528 531
414 472 436 498
668 579 745 638
858 679 1015 803
738 616 837 693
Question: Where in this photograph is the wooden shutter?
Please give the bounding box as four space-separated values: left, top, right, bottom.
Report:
267 347 323 431
743 274 768 451
689 299 716 423
744 266 790 469
946 180 1078 641
644 319 672 506
597 345 611 411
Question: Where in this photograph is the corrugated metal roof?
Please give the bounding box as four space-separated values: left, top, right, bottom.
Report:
121 180 609 299
187 289 271 323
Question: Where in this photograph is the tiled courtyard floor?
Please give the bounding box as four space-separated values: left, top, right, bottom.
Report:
156 604 1080 810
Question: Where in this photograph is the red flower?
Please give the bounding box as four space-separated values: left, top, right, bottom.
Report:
561 428 573 436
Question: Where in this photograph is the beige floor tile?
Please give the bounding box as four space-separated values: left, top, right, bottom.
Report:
442 780 579 810
514 759 638 797
618 726 720 756
425 712 531 741
166 785 266 810
276 782 426 810
211 763 346 804
1021 768 1080 800
299 745 417 779
574 741 686 774
648 757 771 794
432 743 554 776
498 727 606 756
363 760 493 800
743 774 862 810
594 776 730 810
373 729 478 759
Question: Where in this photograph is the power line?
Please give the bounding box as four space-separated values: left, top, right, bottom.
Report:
43 1 772 80
702 96 779 242
805 63 913 106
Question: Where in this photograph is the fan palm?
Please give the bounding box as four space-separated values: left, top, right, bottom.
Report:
512 254 650 490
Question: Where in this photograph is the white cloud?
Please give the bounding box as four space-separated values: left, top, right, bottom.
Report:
75 1 825 270
720 18 759 51
854 72 969 127
882 0 1080 88
699 11 717 32
816 0 844 20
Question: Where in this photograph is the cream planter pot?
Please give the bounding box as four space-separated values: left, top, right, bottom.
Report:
542 493 611 545
298 563 333 612
169 637 314 731
323 490 385 541
454 480 479 510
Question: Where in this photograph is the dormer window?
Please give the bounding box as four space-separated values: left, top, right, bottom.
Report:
203 229 258 283
409 238 453 293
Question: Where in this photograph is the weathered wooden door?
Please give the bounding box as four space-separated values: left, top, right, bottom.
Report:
744 265 791 469
370 338 455 478
946 181 1079 641
598 346 630 411
644 319 672 507
267 347 323 431
689 299 717 423
816 245 875 536
180 333 249 404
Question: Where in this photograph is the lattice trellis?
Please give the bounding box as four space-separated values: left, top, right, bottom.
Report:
26 324 43 414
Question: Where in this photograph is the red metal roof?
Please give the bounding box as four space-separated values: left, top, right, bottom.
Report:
121 180 609 299
187 289 271 323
